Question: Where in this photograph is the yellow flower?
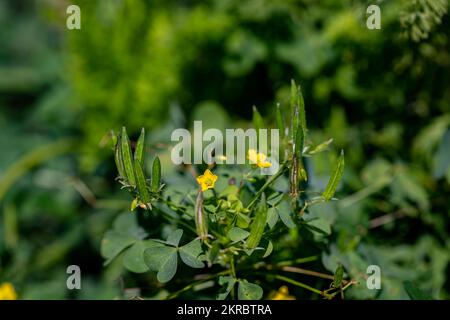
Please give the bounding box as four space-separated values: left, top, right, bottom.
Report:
0 282 18 300
271 286 295 300
196 169 218 192
247 149 272 168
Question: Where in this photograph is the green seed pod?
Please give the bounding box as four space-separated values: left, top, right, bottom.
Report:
151 156 161 192
252 105 265 133
121 127 136 186
134 128 145 166
134 159 150 209
114 135 125 179
246 193 267 249
275 103 284 138
195 190 208 240
323 150 345 201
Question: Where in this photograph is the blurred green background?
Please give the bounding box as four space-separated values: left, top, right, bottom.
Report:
0 0 449 299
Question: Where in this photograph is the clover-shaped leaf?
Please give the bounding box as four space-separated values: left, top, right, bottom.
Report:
179 239 204 268
144 229 205 283
123 240 161 273
100 213 148 266
238 280 263 300
144 245 178 283
101 231 136 266
166 229 183 246
217 276 236 300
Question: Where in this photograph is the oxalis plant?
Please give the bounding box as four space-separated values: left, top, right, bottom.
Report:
101 80 352 300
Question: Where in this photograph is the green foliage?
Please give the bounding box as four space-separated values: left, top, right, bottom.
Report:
102 85 350 299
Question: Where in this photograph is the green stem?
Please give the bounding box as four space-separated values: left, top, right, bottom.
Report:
246 163 287 209
230 255 237 279
166 270 230 300
273 274 332 299
275 255 319 266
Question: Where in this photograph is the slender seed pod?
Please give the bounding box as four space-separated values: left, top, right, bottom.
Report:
114 135 125 179
246 193 267 249
121 127 136 186
323 150 345 201
134 159 151 209
151 156 161 192
252 105 265 133
134 128 145 166
195 190 208 240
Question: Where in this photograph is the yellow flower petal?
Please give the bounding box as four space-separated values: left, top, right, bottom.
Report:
196 169 218 192
0 282 18 300
271 286 295 300
247 149 258 164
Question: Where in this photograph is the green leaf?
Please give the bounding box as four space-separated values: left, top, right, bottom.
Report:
308 138 333 155
134 128 145 166
123 240 161 273
266 207 279 229
236 213 251 228
121 127 136 186
302 220 330 236
403 281 432 300
101 213 148 266
333 264 344 288
307 218 331 236
100 231 136 265
227 227 250 242
263 240 273 258
217 276 236 300
277 200 295 229
134 159 151 208
323 150 345 201
179 239 204 268
166 229 183 246
252 105 264 132
151 156 161 192
246 193 267 249
238 280 263 300
144 245 178 283
113 213 147 239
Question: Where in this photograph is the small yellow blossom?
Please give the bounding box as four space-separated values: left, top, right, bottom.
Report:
196 169 218 192
271 286 295 300
0 282 18 300
247 149 272 168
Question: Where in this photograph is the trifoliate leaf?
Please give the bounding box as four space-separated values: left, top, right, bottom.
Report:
166 229 183 246
144 245 178 283
179 239 204 268
217 276 236 300
123 240 161 273
238 280 263 300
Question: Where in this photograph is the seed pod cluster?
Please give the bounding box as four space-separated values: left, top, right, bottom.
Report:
113 127 162 210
